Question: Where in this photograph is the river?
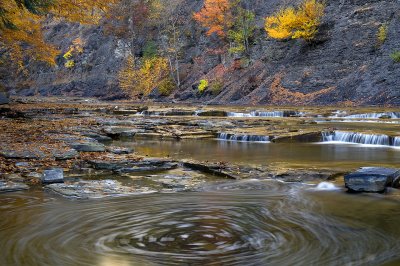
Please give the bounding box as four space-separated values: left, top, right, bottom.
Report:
1 138 400 265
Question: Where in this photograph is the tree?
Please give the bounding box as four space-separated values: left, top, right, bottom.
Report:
159 2 187 88
118 55 173 97
228 7 255 55
193 0 232 38
264 0 325 42
104 0 164 54
0 0 59 68
0 0 117 70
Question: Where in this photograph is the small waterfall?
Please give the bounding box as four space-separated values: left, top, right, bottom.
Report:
217 133 270 142
139 111 165 116
227 112 254 117
227 111 300 117
394 137 400 146
321 131 399 146
345 112 400 119
194 110 202 116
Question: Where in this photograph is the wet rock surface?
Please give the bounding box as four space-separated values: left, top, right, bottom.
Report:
0 181 29 192
103 127 141 139
1 100 400 197
0 150 45 159
0 92 9 105
106 146 133 154
88 158 178 173
42 168 64 184
46 180 155 199
344 167 400 193
53 149 79 160
71 142 106 152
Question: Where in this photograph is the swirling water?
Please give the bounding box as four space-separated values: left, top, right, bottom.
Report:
1 180 400 266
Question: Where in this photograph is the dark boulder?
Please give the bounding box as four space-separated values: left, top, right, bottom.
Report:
344 167 400 193
42 168 64 184
0 92 9 105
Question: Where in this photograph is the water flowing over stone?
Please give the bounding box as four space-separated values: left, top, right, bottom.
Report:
344 112 400 119
217 133 270 142
314 182 340 191
321 131 400 146
394 137 400 147
227 111 301 117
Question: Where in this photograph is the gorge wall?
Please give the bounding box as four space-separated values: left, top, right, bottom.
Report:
9 0 400 106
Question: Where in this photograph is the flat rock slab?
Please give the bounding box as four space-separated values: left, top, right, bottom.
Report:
344 167 400 192
112 109 138 115
106 146 133 154
116 162 178 174
103 127 142 138
89 159 177 173
182 162 238 179
71 142 105 152
82 132 112 142
53 149 79 160
42 168 64 184
0 181 29 192
46 180 155 199
0 150 45 159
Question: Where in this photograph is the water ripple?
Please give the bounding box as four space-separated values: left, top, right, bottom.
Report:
0 185 399 265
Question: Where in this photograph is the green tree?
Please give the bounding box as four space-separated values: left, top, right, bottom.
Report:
228 7 255 55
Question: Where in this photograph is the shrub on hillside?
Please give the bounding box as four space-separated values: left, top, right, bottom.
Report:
264 0 325 42
390 51 400 63
198 79 209 93
210 79 224 95
377 24 388 46
158 78 176 96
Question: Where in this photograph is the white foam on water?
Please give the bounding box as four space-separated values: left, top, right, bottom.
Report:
314 182 340 191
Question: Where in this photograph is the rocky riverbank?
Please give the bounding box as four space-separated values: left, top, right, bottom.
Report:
1 97 400 198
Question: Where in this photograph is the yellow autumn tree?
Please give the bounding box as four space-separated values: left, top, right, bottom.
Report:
52 0 118 24
118 55 173 97
0 1 59 68
0 0 117 70
265 0 325 41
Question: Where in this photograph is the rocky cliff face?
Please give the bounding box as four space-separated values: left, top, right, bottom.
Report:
13 0 400 105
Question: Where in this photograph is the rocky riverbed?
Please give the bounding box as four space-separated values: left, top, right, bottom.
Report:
1 96 400 198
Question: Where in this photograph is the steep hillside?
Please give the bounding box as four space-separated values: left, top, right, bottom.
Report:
10 0 400 105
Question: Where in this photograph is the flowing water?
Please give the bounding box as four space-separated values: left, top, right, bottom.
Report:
1 181 400 266
115 139 400 169
2 138 400 265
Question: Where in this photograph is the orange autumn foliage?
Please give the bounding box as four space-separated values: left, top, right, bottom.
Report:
193 0 232 37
